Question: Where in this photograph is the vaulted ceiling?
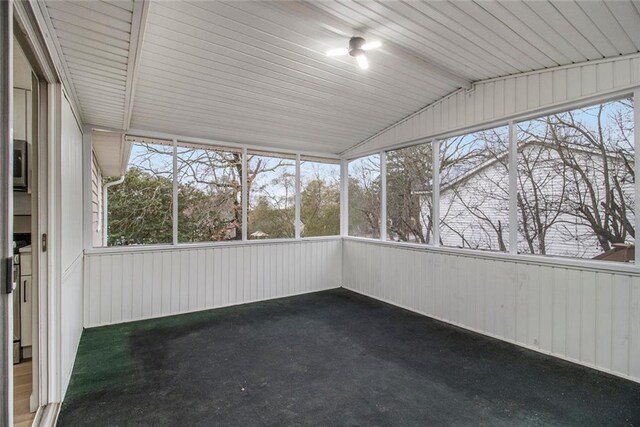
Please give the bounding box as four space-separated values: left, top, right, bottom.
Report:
40 0 640 154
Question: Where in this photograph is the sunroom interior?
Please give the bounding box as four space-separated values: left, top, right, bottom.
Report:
3 0 640 425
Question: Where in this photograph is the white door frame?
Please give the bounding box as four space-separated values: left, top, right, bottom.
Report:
11 1 65 420
0 1 14 426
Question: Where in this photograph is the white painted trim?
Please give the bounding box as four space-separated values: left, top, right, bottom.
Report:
12 1 57 84
102 176 124 247
342 286 640 385
295 154 301 239
340 159 348 237
0 0 13 423
47 82 62 403
36 402 60 427
241 147 248 242
81 126 92 251
508 121 517 254
343 236 640 276
379 151 387 241
123 0 149 130
35 78 50 411
635 90 639 267
125 127 341 159
432 139 440 246
85 235 341 255
172 138 178 246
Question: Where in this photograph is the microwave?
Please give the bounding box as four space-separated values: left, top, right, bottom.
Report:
13 140 28 191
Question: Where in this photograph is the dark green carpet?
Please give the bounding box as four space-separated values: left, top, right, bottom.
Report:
58 289 640 426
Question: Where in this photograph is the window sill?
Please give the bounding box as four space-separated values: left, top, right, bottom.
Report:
85 235 342 255
344 236 640 275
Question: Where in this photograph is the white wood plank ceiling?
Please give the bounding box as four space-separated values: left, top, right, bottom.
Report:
43 0 640 154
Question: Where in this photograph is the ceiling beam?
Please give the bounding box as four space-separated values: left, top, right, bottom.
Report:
275 1 472 90
123 0 150 130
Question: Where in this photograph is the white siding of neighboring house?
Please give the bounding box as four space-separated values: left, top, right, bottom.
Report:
440 160 510 252
91 152 103 247
432 145 634 259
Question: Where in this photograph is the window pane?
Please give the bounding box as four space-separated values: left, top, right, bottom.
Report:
517 98 635 262
106 142 173 246
176 143 242 243
386 144 433 243
348 154 381 238
248 152 296 239
300 157 340 237
439 126 510 251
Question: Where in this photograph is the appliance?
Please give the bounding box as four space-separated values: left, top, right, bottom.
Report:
326 36 382 70
12 251 20 364
12 233 31 364
14 139 28 190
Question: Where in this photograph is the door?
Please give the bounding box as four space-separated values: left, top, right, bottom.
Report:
1 1 14 426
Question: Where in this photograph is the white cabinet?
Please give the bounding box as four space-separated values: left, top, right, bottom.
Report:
19 250 32 349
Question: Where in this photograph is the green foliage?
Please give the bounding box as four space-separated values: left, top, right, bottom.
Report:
106 168 173 246
301 179 340 237
107 161 340 245
248 197 295 238
107 168 242 246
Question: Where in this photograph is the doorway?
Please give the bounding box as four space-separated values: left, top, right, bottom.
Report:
11 34 39 427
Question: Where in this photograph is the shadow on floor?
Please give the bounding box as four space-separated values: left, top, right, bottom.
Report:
58 288 640 426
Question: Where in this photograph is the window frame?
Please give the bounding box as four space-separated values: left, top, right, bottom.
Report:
90 89 639 273
343 90 639 273
94 136 341 250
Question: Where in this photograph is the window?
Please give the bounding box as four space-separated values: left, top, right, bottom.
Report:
348 154 381 238
516 98 635 262
248 151 296 239
439 126 510 251
386 144 433 243
300 156 340 237
176 142 242 243
106 141 173 246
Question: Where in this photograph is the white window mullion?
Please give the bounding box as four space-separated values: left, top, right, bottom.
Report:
509 121 518 254
295 153 301 239
340 158 348 237
380 151 387 241
242 147 248 242
634 90 639 267
172 138 178 246
432 139 440 246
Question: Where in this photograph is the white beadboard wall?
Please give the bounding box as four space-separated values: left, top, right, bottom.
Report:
84 239 342 327
60 95 85 398
342 239 640 383
346 54 640 157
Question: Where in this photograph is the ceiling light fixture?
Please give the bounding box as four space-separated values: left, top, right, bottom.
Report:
326 36 381 70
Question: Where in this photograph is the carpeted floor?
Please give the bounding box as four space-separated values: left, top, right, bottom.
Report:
58 288 640 426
